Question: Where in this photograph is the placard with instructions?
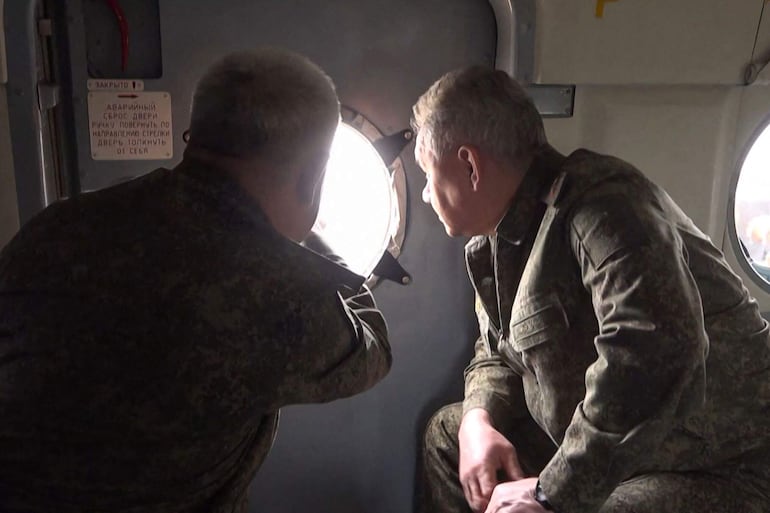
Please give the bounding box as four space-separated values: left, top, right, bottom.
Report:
88 91 173 160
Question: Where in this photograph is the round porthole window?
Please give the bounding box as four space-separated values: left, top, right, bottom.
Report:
312 108 407 284
733 120 770 288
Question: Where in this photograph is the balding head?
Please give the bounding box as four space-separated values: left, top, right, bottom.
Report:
188 48 340 166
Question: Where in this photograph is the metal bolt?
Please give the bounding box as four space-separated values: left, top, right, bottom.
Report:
401 276 411 285
404 131 413 140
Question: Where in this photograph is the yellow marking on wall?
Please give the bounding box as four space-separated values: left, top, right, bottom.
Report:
596 0 619 18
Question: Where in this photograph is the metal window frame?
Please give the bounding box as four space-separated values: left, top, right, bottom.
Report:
726 113 770 293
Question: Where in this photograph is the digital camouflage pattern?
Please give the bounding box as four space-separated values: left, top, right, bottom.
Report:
0 157 392 513
419 403 556 513
421 401 770 513
422 146 770 513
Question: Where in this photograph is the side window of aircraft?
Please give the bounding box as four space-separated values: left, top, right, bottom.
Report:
313 107 410 287
734 121 770 288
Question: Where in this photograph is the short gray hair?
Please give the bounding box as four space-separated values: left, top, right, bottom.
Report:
189 48 340 160
411 66 546 165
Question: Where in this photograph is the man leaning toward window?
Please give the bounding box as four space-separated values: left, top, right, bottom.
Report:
413 66 770 513
0 48 391 513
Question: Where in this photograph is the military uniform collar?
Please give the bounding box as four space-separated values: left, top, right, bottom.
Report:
174 154 271 227
495 145 566 245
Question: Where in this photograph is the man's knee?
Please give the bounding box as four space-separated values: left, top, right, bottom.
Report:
418 403 468 513
423 403 463 456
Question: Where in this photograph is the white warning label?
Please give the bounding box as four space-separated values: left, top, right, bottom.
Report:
88 91 173 160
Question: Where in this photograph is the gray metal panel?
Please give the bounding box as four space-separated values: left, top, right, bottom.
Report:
0 85 20 246
4 0 46 223
0 0 7 83
526 84 575 117
64 0 497 193
489 0 535 82
57 1 496 513
82 0 162 78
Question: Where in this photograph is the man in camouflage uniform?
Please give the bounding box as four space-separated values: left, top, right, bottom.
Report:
413 66 770 513
0 49 392 512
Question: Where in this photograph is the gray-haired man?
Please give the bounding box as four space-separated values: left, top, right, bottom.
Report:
414 66 770 513
0 48 391 512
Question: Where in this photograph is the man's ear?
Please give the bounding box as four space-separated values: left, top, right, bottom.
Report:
295 159 327 206
457 145 482 191
295 167 317 205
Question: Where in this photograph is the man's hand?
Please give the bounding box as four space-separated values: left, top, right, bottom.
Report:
483 478 548 513
459 408 526 512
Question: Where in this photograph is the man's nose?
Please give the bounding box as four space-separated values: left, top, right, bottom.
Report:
421 182 431 204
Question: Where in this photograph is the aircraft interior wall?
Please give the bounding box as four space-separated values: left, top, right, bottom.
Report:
0 84 19 247
543 82 770 307
534 0 770 313
0 1 769 513
544 86 743 241
534 1 760 85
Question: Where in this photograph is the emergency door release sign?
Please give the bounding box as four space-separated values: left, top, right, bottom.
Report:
88 91 173 160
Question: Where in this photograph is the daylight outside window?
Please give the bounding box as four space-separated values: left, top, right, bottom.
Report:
312 119 405 282
734 122 770 287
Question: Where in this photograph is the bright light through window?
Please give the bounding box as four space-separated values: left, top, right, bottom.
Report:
735 122 770 286
312 123 395 277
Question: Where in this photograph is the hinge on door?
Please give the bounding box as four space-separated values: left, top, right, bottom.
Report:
37 82 60 111
36 17 59 111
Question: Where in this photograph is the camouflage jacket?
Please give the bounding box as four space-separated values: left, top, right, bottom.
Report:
0 157 392 513
463 146 770 513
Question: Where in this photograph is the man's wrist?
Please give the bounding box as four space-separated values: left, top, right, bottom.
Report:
461 407 493 425
534 480 554 511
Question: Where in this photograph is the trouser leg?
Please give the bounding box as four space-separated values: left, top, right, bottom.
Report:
598 470 770 513
418 402 770 513
417 402 556 513
417 403 469 513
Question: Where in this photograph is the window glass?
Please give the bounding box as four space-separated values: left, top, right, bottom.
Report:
312 122 398 278
735 123 770 286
